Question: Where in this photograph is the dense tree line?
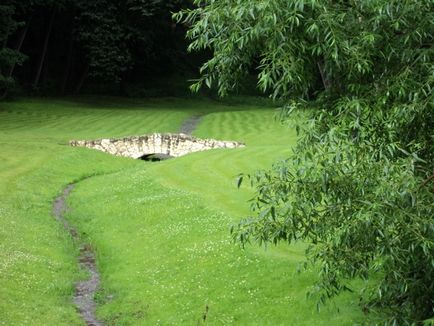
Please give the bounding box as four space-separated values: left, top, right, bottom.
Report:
0 0 193 97
177 0 433 324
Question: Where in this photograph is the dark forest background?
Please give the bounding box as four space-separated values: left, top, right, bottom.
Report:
0 0 214 98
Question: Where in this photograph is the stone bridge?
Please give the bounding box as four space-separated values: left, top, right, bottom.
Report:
69 133 245 160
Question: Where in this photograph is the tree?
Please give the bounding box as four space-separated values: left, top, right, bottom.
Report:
176 0 434 323
74 0 133 84
0 2 26 96
0 0 192 96
74 0 189 91
32 3 56 89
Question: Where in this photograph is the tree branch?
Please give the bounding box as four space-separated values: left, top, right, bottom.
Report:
317 60 330 90
420 172 434 189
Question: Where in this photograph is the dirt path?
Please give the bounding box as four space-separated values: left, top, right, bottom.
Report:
53 184 103 326
179 114 203 135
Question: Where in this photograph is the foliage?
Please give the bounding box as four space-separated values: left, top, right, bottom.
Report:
75 0 189 82
0 0 192 95
0 3 25 94
75 0 133 82
176 0 434 323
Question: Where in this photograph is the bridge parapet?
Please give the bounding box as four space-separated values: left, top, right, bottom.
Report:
70 133 245 159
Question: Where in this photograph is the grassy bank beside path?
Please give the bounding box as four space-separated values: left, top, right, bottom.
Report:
0 97 363 325
0 97 198 325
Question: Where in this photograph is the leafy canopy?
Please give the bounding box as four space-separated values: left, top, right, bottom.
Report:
176 0 434 323
0 0 191 94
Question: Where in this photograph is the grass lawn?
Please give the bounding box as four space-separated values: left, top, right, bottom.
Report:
0 97 364 325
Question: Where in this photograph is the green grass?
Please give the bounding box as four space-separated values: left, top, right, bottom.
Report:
0 97 364 325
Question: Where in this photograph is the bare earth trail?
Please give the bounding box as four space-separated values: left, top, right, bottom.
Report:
179 114 203 135
53 185 103 326
51 114 204 325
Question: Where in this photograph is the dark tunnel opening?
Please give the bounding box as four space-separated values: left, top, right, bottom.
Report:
138 153 173 162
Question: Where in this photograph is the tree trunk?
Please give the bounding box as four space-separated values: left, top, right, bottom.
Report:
6 16 32 78
74 64 89 95
2 30 8 48
33 8 56 89
1 17 32 99
60 33 74 95
119 72 128 96
0 30 9 98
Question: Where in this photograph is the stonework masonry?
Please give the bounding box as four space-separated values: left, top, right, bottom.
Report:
69 133 245 159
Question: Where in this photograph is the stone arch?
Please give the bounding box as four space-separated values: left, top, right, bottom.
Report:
70 133 245 159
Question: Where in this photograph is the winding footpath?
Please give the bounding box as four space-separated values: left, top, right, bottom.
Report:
52 114 204 325
53 185 103 326
179 114 203 135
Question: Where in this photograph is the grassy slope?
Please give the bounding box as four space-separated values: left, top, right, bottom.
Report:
0 97 363 325
0 97 196 325
67 104 363 324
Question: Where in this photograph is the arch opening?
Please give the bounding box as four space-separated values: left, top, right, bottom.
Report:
138 153 173 162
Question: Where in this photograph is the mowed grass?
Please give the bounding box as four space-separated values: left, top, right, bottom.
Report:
1 97 364 325
0 97 199 325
